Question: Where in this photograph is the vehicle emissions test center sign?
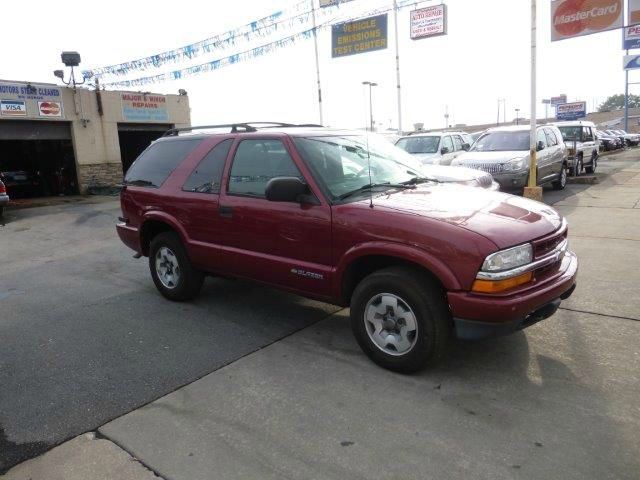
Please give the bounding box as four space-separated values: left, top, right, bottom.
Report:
410 4 447 40
556 101 587 121
332 14 388 58
121 93 169 122
551 0 623 41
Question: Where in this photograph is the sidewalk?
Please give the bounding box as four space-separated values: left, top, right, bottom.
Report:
3 158 640 480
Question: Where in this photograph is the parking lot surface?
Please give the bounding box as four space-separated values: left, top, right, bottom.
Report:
1 148 639 479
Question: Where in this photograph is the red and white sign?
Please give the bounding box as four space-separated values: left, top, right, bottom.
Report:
410 4 447 40
38 101 63 117
551 94 568 105
551 0 623 41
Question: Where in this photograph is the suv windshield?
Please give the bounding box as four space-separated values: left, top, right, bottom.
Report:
558 126 582 142
293 135 424 200
471 131 529 152
395 136 440 154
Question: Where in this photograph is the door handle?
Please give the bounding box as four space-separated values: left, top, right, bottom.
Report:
219 205 233 218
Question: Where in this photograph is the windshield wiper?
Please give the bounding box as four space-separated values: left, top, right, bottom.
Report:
338 182 416 201
124 179 155 187
402 176 441 185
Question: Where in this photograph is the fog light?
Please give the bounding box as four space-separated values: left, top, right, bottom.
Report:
472 271 533 294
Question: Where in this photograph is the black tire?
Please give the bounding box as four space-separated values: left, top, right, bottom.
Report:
572 156 582 177
585 152 597 174
350 266 451 373
149 231 204 301
552 163 567 190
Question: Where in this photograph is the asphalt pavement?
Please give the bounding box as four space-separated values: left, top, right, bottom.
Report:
1 148 639 479
0 200 339 473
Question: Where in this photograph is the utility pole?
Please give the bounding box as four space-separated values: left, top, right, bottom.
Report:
311 0 324 125
393 0 403 135
524 0 543 201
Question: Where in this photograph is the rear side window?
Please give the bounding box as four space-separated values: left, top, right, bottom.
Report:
182 139 232 193
228 139 302 197
124 139 201 187
442 136 454 152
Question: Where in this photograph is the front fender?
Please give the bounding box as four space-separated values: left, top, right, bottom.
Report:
335 241 462 299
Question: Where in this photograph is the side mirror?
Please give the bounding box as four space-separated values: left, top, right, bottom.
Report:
441 146 450 154
265 177 313 203
537 141 545 151
462 142 471 151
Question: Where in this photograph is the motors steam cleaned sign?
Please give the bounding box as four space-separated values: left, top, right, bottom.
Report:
121 93 169 122
332 14 388 58
0 81 64 119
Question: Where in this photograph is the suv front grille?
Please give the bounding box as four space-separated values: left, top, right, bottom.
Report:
465 163 505 175
532 223 568 259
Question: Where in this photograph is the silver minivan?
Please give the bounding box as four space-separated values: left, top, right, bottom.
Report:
451 125 568 191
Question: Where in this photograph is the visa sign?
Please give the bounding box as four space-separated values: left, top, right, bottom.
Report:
0 100 27 116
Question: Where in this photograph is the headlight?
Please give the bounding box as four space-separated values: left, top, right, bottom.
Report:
450 158 461 166
481 244 533 272
503 157 527 172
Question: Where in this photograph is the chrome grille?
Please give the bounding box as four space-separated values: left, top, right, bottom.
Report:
465 163 505 175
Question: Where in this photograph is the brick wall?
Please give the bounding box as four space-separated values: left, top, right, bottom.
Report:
76 163 123 193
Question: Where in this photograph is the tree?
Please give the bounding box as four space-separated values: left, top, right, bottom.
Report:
598 94 640 112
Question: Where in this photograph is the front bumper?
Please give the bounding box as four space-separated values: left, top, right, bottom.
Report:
0 194 9 206
492 171 528 190
448 250 578 340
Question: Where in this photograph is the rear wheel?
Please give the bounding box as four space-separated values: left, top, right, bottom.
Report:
585 152 597 174
552 163 567 190
149 232 204 301
350 267 451 373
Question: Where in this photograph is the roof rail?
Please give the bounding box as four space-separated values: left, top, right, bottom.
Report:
162 122 325 137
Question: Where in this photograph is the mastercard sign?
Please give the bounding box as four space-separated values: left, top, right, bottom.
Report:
38 101 63 118
551 0 623 41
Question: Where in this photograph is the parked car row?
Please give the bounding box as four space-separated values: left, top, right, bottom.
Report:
604 129 640 147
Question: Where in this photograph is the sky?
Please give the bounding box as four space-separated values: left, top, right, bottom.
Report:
0 0 633 131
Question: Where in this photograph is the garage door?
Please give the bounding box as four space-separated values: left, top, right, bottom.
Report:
0 120 71 140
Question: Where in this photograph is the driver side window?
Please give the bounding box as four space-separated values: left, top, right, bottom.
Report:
442 136 454 153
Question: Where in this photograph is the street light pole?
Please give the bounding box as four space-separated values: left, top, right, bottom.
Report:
311 0 324 125
362 81 378 131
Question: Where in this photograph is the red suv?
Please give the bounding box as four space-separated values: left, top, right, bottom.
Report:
117 123 578 372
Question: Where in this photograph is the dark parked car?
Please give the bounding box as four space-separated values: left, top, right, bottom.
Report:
595 130 622 151
117 123 578 372
0 179 9 217
0 170 43 197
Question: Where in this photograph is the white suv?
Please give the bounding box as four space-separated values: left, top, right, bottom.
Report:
553 121 599 175
395 132 470 165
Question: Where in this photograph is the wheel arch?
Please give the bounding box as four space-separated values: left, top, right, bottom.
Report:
337 243 461 306
140 212 188 256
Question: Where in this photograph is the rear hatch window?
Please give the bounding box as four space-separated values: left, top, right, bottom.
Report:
124 138 201 187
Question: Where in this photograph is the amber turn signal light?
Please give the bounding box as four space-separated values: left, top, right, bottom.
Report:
472 271 533 294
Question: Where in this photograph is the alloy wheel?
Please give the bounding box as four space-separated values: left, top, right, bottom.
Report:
364 293 418 356
155 246 181 289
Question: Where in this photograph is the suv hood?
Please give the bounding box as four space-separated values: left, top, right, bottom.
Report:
373 185 562 249
422 164 488 182
411 152 440 164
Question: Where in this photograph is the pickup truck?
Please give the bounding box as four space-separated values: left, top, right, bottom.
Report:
117 124 578 372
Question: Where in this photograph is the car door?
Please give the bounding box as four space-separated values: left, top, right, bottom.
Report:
544 128 562 179
175 138 233 270
440 135 456 165
216 136 333 299
584 127 596 162
535 129 551 184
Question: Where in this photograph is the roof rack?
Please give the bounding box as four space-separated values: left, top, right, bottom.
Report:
163 122 324 137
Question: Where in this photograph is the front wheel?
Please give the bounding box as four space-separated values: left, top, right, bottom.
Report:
350 267 451 373
149 232 204 301
552 164 567 190
585 153 597 174
572 156 583 177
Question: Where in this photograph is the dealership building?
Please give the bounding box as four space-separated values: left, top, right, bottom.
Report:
0 79 190 196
